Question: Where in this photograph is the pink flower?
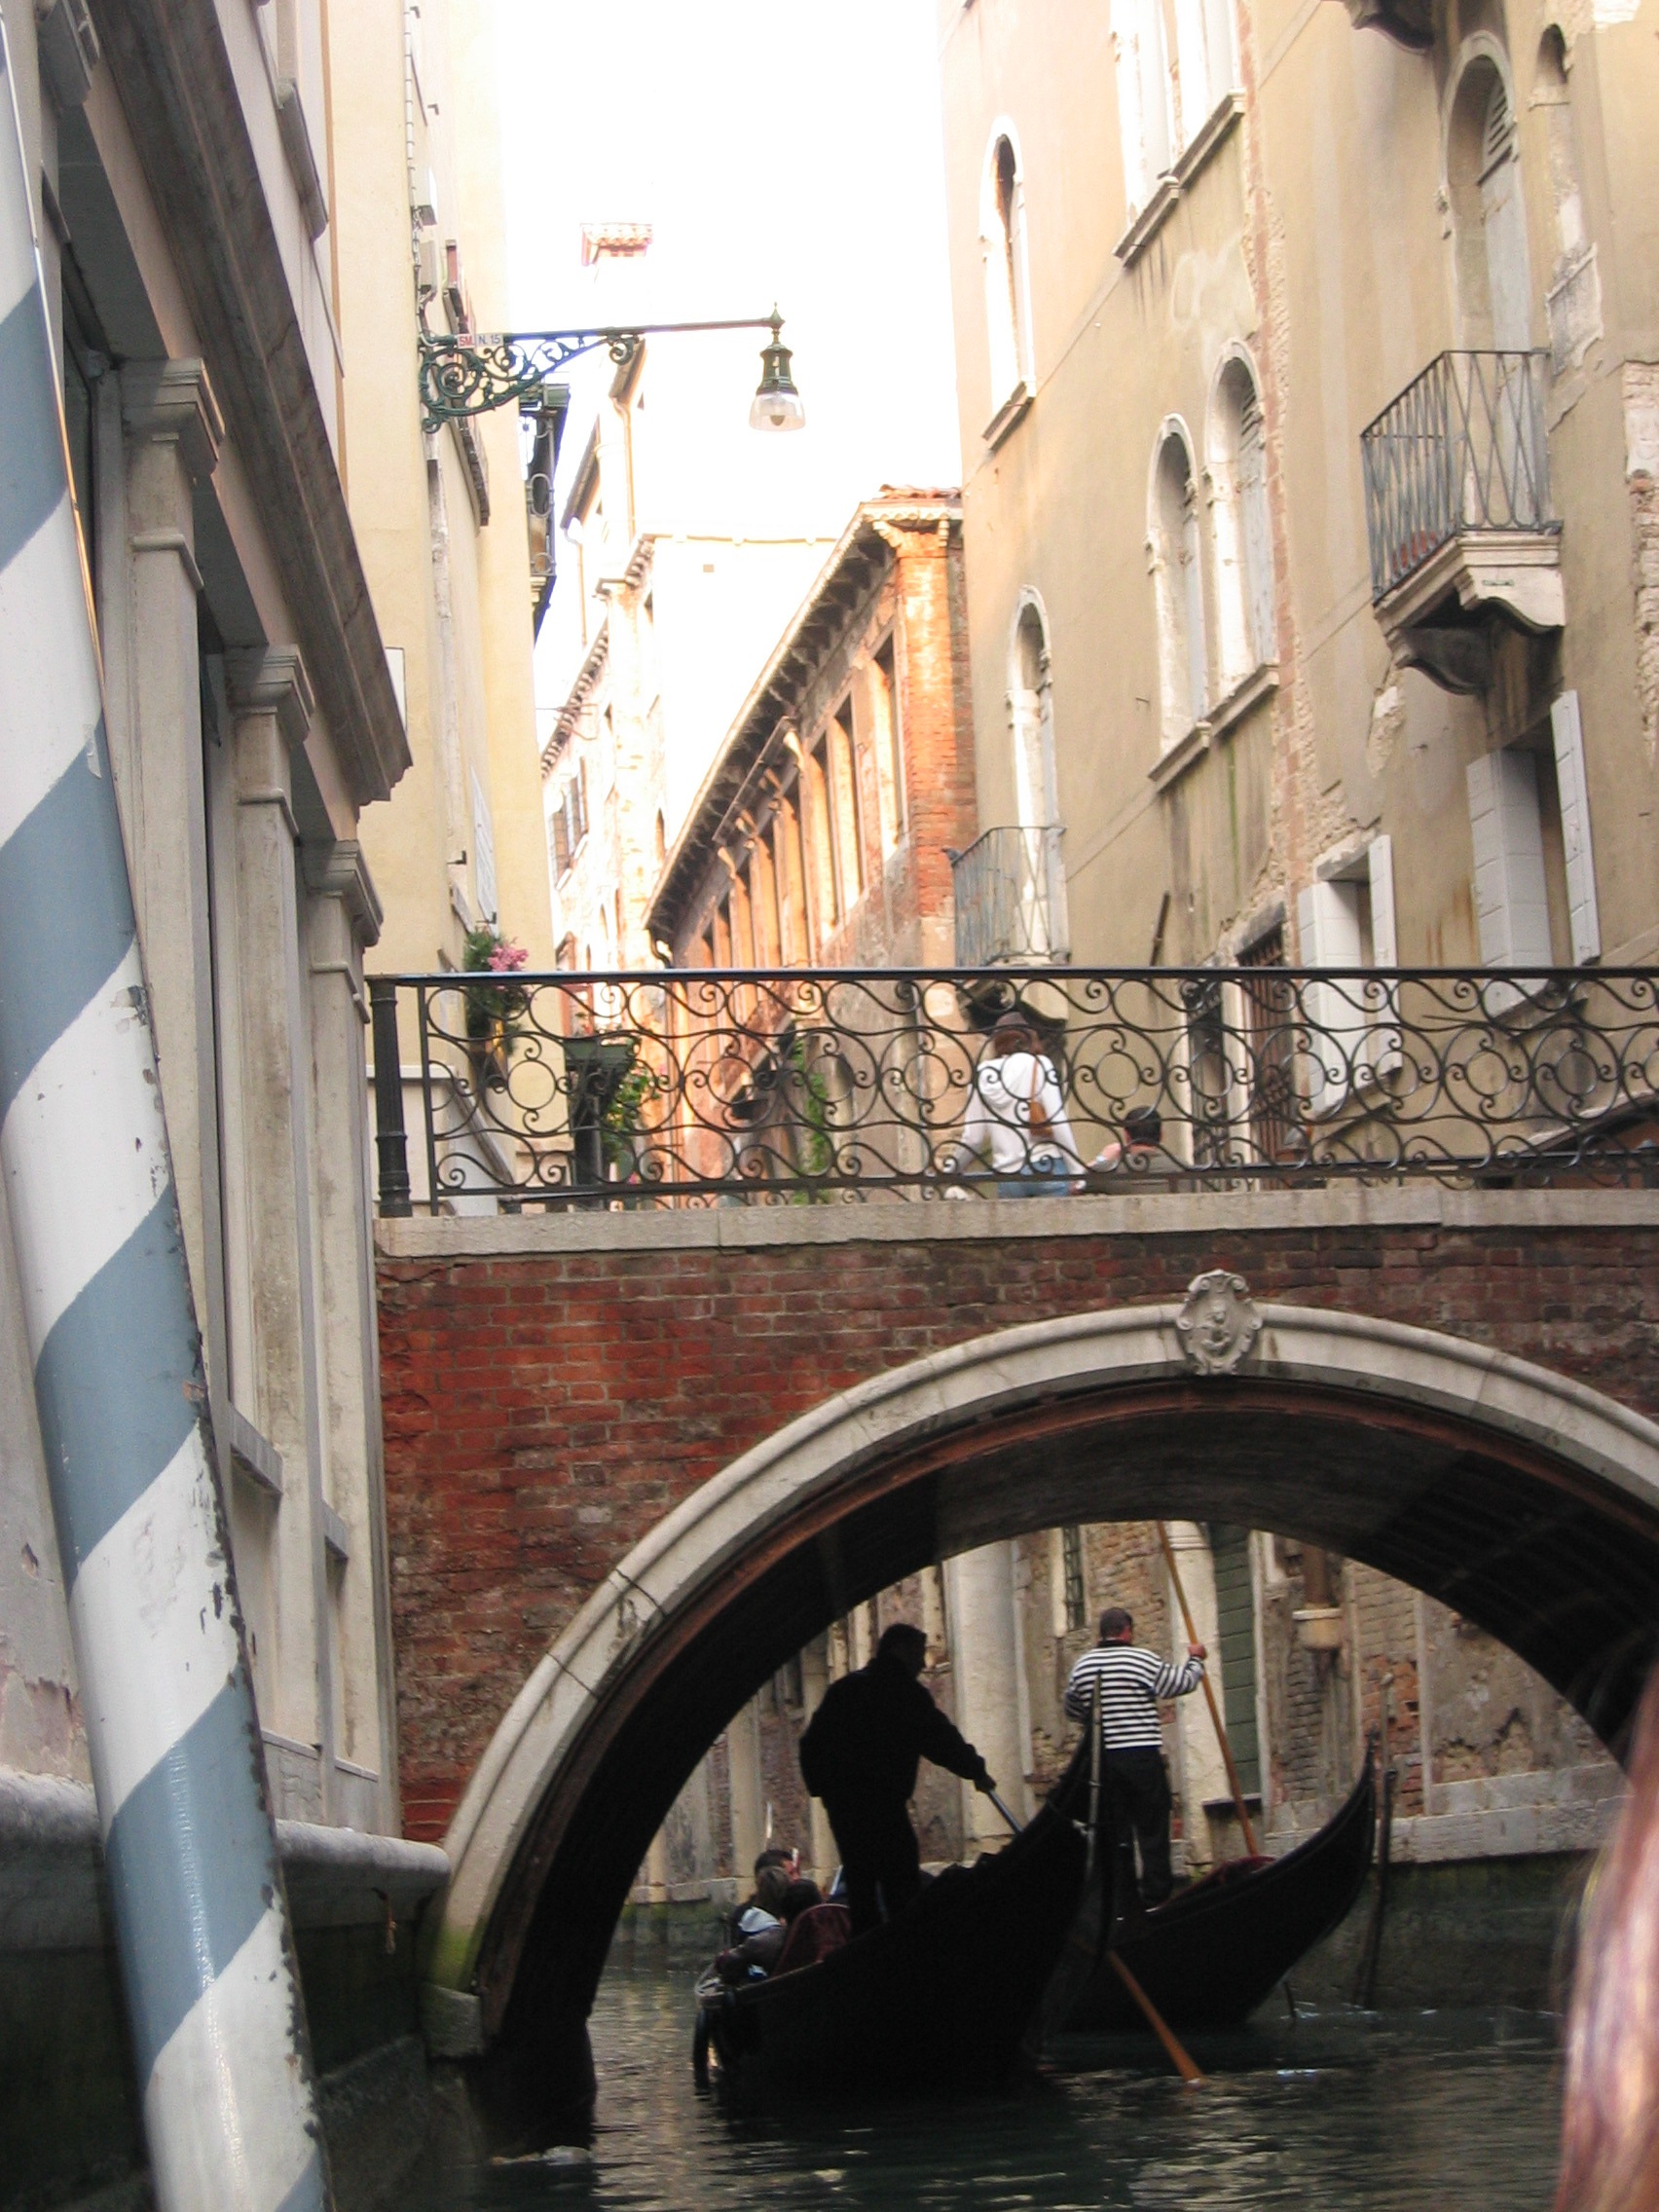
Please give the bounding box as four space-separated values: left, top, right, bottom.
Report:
487 940 529 973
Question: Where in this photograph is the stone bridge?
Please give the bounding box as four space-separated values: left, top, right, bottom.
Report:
375 1185 1659 2116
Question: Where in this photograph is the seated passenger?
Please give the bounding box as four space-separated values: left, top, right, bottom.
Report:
716 1877 823 1984
728 1856 792 1944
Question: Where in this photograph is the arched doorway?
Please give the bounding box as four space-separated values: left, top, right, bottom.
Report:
425 1298 1659 2110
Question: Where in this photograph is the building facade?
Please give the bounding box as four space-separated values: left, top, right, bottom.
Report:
0 0 478 2195
541 340 839 972
936 0 1658 982
647 491 976 970
329 0 554 984
923 0 1636 1902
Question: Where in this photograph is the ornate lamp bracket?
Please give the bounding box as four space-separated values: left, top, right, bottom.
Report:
417 313 785 431
419 329 642 430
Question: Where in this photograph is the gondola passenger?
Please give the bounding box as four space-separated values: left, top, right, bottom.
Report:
1064 1606 1207 1908
799 1621 997 1935
715 1879 824 1983
729 1851 793 1944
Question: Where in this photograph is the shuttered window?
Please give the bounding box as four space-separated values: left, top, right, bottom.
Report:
1238 388 1274 667
1208 1524 1261 1796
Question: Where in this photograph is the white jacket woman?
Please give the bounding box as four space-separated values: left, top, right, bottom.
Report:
954 1014 1082 1196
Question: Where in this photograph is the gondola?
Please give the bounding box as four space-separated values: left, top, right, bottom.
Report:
1061 1751 1377 2034
694 1773 1088 2100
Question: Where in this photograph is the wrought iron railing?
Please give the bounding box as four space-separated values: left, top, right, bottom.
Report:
1360 350 1556 603
949 825 1068 966
367 967 1659 1214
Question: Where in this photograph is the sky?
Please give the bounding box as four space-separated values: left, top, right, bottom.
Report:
492 0 965 716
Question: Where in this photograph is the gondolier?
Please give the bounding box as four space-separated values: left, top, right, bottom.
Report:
1064 1606 1206 1907
800 1621 996 1933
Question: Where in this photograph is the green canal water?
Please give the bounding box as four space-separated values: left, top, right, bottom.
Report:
411 1966 1564 2209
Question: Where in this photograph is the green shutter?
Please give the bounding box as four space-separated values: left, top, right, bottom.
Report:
1208 1524 1261 1797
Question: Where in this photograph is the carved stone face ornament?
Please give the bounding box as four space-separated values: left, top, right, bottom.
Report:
1176 1269 1263 1376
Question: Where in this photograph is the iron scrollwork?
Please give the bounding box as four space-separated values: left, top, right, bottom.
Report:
368 965 1659 1215
419 329 642 429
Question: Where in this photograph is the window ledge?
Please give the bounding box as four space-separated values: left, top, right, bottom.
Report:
1207 661 1278 742
982 381 1034 450
1115 175 1181 267
1148 719 1212 793
1174 89 1244 191
1115 92 1244 268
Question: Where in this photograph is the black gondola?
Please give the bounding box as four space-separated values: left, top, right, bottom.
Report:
1062 1751 1377 2034
694 1779 1088 2099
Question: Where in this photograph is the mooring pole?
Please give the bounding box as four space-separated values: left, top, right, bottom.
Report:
0 29 329 2211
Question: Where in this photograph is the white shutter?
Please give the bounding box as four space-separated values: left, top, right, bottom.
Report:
1550 690 1601 964
1239 392 1274 669
1467 749 1552 971
1366 834 1402 1079
471 771 498 923
1298 879 1365 1118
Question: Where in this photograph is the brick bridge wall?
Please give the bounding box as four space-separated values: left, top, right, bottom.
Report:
375 1189 1659 1843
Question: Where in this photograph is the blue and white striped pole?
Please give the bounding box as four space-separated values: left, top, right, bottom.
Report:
0 26 329 2212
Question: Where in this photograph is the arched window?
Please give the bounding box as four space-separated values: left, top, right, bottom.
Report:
1008 597 1066 957
1207 353 1274 692
1150 426 1207 747
980 130 1032 411
1446 49 1531 350
1112 0 1173 218
1010 600 1057 833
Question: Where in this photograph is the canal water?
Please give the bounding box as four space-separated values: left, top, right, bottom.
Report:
410 1966 1564 2209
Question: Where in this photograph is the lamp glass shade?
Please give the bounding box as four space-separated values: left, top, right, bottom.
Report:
751 330 805 432
750 384 806 432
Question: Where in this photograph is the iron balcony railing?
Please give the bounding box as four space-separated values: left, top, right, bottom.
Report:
367 966 1659 1215
1360 350 1556 603
949 825 1068 967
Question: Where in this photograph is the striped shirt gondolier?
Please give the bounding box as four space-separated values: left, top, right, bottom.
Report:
1064 1644 1205 1751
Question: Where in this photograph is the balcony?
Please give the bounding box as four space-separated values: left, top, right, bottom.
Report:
948 826 1069 967
1360 351 1562 693
368 966 1659 1213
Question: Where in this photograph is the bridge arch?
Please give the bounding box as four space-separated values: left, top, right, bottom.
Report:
424 1295 1659 2095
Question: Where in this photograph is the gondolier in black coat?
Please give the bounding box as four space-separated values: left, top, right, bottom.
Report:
799 1621 997 1935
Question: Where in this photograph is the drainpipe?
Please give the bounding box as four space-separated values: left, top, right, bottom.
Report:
0 32 329 2212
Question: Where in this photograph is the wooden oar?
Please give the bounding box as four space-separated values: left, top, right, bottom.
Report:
1109 1953 1205 2085
1085 1673 1104 1884
1156 1520 1261 1858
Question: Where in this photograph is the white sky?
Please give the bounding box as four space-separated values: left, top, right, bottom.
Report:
493 0 965 713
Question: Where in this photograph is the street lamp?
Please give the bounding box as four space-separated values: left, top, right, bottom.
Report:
417 312 806 433
749 309 805 433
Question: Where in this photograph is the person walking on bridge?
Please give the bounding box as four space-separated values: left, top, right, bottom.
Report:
799 1621 997 1934
1064 1605 1206 1908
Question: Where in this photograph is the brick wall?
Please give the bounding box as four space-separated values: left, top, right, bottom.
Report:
379 1214 1659 1842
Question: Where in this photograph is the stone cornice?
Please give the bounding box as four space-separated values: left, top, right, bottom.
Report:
302 838 385 947
227 645 314 750
120 356 224 484
541 619 609 774
88 0 411 810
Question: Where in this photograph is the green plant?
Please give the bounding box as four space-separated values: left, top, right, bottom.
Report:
602 1056 655 1172
789 1035 836 1195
